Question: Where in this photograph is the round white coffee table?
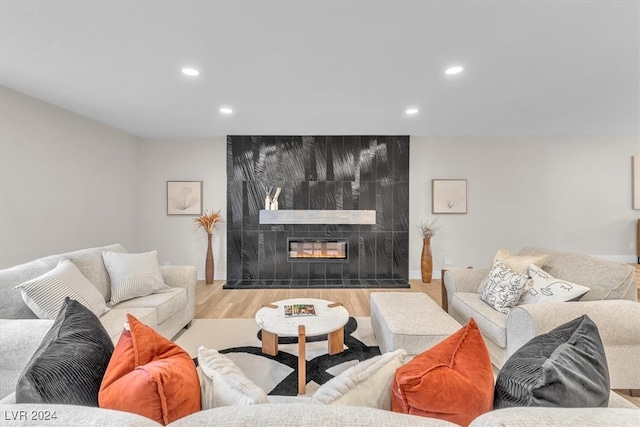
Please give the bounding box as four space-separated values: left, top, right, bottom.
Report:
255 298 349 394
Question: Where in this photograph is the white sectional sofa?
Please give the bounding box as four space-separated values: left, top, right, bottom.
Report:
0 244 197 400
442 247 640 389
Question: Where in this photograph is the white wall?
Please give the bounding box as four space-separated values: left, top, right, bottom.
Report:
138 138 227 279
2 87 636 280
409 136 640 279
0 87 140 268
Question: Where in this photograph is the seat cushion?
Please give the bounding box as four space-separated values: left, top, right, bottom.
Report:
391 319 494 426
99 314 201 425
494 314 610 409
98 307 157 344
109 287 186 324
451 292 507 348
16 298 114 406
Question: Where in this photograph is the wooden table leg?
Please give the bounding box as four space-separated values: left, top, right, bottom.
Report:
298 325 306 395
261 330 278 356
328 327 344 355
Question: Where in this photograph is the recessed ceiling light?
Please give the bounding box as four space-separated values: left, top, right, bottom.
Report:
181 67 200 76
220 107 233 114
405 108 419 115
445 66 464 75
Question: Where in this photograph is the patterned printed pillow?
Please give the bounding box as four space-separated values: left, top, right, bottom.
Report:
520 264 590 304
479 262 531 314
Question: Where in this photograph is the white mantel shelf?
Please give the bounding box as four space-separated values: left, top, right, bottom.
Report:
259 210 376 225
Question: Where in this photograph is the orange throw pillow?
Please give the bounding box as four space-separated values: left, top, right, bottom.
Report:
99 314 201 425
391 318 493 426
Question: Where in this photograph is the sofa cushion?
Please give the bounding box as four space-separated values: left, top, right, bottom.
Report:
479 262 530 314
99 314 200 425
16 298 114 406
491 248 548 276
109 287 185 324
15 259 109 319
391 319 494 426
450 292 507 348
197 346 268 408
518 247 635 301
103 250 172 304
494 315 610 409
311 349 407 410
520 264 590 304
0 244 126 319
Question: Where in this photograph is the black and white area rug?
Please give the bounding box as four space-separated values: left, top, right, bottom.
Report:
174 317 380 396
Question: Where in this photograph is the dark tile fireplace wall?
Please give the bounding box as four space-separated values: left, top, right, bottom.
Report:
225 135 409 288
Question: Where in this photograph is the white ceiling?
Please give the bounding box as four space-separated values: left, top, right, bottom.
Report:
1 0 639 138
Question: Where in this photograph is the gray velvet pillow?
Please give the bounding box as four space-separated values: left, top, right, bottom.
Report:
16 298 114 406
494 315 609 409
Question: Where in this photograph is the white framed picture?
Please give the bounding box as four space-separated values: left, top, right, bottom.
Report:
167 181 203 215
432 179 467 214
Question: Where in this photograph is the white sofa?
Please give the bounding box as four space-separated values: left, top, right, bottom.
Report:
1 399 638 426
0 244 197 400
442 247 640 389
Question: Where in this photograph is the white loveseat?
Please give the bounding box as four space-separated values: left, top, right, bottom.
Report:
442 247 640 389
0 244 197 400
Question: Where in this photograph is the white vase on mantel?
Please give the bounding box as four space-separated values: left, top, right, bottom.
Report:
265 194 272 210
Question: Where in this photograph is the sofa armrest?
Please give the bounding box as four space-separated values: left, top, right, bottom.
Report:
160 265 197 289
442 267 489 312
160 265 197 323
0 319 54 399
506 300 640 359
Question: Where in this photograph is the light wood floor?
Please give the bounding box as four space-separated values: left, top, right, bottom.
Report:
194 279 441 319
194 277 639 406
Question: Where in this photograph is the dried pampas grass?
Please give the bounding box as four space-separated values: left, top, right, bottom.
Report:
194 209 223 234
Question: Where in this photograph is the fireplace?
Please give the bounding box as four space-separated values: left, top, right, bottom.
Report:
225 135 410 289
288 238 348 262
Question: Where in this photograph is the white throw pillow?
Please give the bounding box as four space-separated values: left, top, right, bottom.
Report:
310 349 407 410
103 250 171 304
197 346 269 408
479 262 531 314
14 259 109 319
520 264 590 304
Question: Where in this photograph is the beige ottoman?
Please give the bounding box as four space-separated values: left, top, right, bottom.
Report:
370 292 461 355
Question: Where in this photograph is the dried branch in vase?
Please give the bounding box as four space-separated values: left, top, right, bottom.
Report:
417 217 441 239
194 209 224 235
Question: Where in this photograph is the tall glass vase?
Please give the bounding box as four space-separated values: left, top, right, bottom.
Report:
421 238 433 283
205 233 214 284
